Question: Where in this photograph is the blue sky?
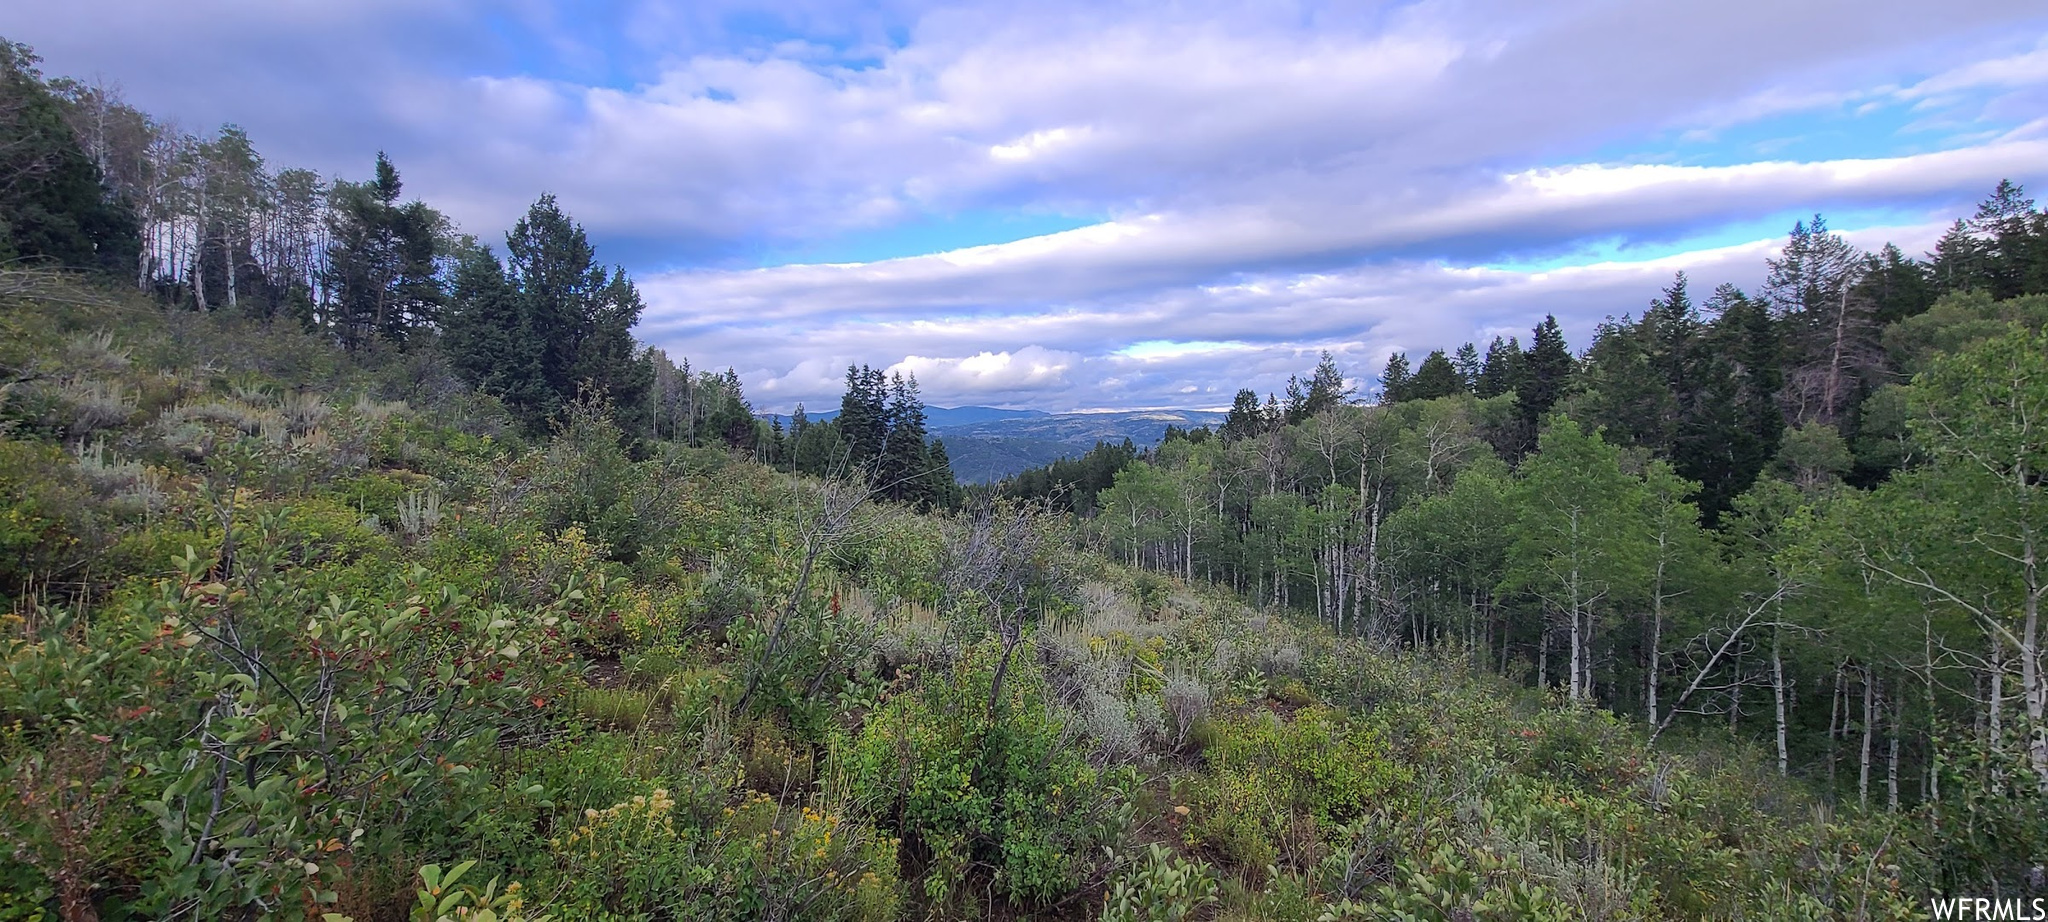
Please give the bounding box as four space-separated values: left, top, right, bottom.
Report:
6 1 2047 411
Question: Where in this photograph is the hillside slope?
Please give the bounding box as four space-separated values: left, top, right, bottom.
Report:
0 283 1953 921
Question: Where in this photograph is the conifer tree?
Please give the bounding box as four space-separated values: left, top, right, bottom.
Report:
1220 388 1268 443
1515 315 1575 427
1379 351 1412 405
443 194 651 432
0 40 139 273
1407 349 1466 401
1453 342 1482 391
1476 336 1523 399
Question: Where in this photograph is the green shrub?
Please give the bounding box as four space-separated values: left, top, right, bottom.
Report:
1185 707 1407 875
832 642 1137 909
573 686 655 731
0 439 106 597
1101 843 1220 922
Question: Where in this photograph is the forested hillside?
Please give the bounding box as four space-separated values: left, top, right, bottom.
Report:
2 31 2046 922
999 191 2048 892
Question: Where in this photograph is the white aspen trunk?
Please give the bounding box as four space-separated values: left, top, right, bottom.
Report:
1773 630 1789 777
1991 638 2005 750
1730 652 1742 732
1824 284 1851 422
1829 664 1843 791
192 172 209 312
1568 510 1583 703
1888 695 1902 811
1860 672 1876 810
1365 484 1382 635
2021 529 2045 791
1648 586 1662 730
1926 616 1942 807
224 222 238 314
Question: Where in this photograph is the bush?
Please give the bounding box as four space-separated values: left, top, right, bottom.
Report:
0 439 106 597
832 642 1137 909
1185 708 1407 874
1101 843 1220 922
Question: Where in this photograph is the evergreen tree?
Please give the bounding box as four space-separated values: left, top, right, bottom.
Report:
1476 336 1523 399
1220 388 1269 443
1291 351 1351 421
704 369 756 451
443 243 545 423
1763 215 1873 426
882 372 931 503
1515 315 1575 427
1861 243 1935 327
324 154 448 349
1928 219 1986 295
1379 351 1412 405
1453 342 1482 391
444 194 651 432
1572 318 1670 451
1407 349 1466 401
923 437 960 510
1674 285 1783 521
0 40 139 274
838 364 890 470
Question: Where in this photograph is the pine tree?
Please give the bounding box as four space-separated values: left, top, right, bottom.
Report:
882 372 931 502
445 194 650 433
1379 352 1412 405
1573 318 1670 451
1966 180 2047 300
838 364 890 470
1284 351 1350 422
1408 349 1466 401
1220 388 1268 443
324 154 447 349
443 243 546 425
1674 285 1784 521
0 40 140 273
1861 243 1934 327
1476 336 1523 399
1928 219 1985 295
1515 315 1575 427
1453 342 1482 391
1763 215 1872 426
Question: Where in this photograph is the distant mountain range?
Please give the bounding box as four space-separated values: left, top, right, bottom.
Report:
766 405 1053 429
763 405 1226 483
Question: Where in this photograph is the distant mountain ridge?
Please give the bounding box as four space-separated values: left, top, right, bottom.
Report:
762 405 1050 428
939 408 1226 483
759 405 1226 482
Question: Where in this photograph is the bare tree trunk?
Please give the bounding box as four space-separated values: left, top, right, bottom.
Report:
1568 508 1584 703
1648 591 1662 730
224 224 238 314
2022 531 2046 791
1860 672 1876 810
1887 695 1902 811
1773 630 1789 776
1991 637 2004 757
1730 652 1742 732
1829 664 1843 792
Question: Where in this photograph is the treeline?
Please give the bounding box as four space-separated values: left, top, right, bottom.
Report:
1005 185 2048 859
779 365 961 508
0 36 957 502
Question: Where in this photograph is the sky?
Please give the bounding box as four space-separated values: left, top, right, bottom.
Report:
6 1 2048 413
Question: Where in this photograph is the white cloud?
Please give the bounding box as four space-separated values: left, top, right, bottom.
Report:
890 346 1079 394
1898 40 2048 100
7 0 2047 410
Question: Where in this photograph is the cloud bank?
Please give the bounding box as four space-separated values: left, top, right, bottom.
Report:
5 1 2046 409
